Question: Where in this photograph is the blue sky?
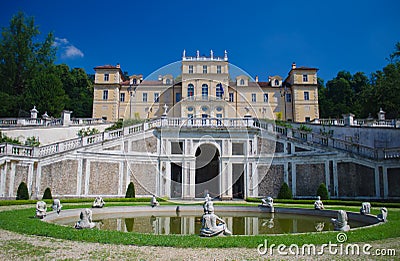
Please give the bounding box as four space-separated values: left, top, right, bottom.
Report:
1 0 399 82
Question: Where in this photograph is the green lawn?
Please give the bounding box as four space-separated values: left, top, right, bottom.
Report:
0 202 398 248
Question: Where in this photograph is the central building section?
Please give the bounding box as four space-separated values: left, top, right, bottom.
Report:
157 127 261 200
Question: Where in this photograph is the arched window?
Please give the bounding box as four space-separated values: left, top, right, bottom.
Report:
188 84 194 99
240 79 245 85
166 78 171 85
133 79 137 85
202 84 208 100
216 83 224 99
274 79 279 86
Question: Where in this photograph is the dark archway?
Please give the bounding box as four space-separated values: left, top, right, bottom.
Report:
195 144 220 198
171 163 182 198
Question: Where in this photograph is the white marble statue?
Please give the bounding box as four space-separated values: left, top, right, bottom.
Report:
377 207 388 222
74 208 96 229
203 193 213 212
151 195 159 207
36 201 47 219
314 196 324 210
52 199 62 214
360 202 371 215
331 210 350 231
92 196 105 208
261 196 274 212
200 205 232 237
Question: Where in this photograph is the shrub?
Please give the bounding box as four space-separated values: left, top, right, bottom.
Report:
125 182 135 198
277 182 293 199
16 182 29 200
317 183 330 200
25 136 40 147
299 124 312 132
42 187 52 199
77 127 99 138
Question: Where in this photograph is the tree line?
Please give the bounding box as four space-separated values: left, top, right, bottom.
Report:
319 43 400 119
0 12 93 118
0 12 399 120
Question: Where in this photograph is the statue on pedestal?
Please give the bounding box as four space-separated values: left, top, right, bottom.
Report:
36 201 47 219
92 196 105 208
331 210 350 231
151 195 159 207
360 202 371 215
74 208 96 229
52 199 62 214
200 205 232 237
377 207 388 222
261 196 274 212
314 196 324 210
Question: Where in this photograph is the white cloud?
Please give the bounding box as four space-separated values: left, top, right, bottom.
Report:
63 45 84 59
54 36 84 59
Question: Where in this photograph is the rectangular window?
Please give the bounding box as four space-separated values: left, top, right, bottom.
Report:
305 117 311 122
188 65 193 74
120 92 125 102
263 93 268 103
142 93 148 102
303 74 308 82
251 93 256 102
171 141 183 154
304 91 310 100
103 90 108 100
232 143 244 155
104 74 109 81
217 65 221 74
176 93 181 102
286 93 292 102
203 65 207 74
229 93 234 102
154 93 159 102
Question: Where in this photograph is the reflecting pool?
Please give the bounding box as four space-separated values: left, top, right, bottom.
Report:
54 211 367 235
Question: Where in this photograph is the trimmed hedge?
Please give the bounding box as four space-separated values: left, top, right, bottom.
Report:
125 182 135 198
317 183 330 200
16 182 29 200
277 182 292 199
42 188 53 200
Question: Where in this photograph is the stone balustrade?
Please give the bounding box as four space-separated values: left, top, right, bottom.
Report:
0 117 398 161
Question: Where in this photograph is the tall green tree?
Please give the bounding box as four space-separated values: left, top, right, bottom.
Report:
0 12 56 116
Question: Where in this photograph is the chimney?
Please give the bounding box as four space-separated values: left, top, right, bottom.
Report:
116 63 120 69
158 75 162 81
255 75 259 82
292 62 296 69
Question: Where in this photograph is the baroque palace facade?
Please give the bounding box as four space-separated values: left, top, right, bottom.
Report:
92 50 319 123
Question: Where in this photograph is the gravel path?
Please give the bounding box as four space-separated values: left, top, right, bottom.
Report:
0 205 398 260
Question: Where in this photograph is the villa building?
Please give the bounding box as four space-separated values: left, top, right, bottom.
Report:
92 51 319 123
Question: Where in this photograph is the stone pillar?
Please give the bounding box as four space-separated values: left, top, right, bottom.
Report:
27 162 34 196
84 160 91 196
34 162 41 199
220 161 232 199
332 160 338 197
61 110 73 126
291 162 296 197
76 158 83 196
284 161 289 184
8 161 15 198
383 166 388 199
118 161 124 195
325 160 330 194
374 165 381 198
188 161 195 199
0 162 7 197
250 161 258 197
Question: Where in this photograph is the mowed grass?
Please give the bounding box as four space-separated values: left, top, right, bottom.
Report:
0 203 398 248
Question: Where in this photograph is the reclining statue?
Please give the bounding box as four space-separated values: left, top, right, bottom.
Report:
331 210 350 231
377 207 388 222
200 205 232 237
92 196 105 208
314 196 324 210
52 199 62 214
36 201 47 219
74 208 96 229
360 202 371 215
